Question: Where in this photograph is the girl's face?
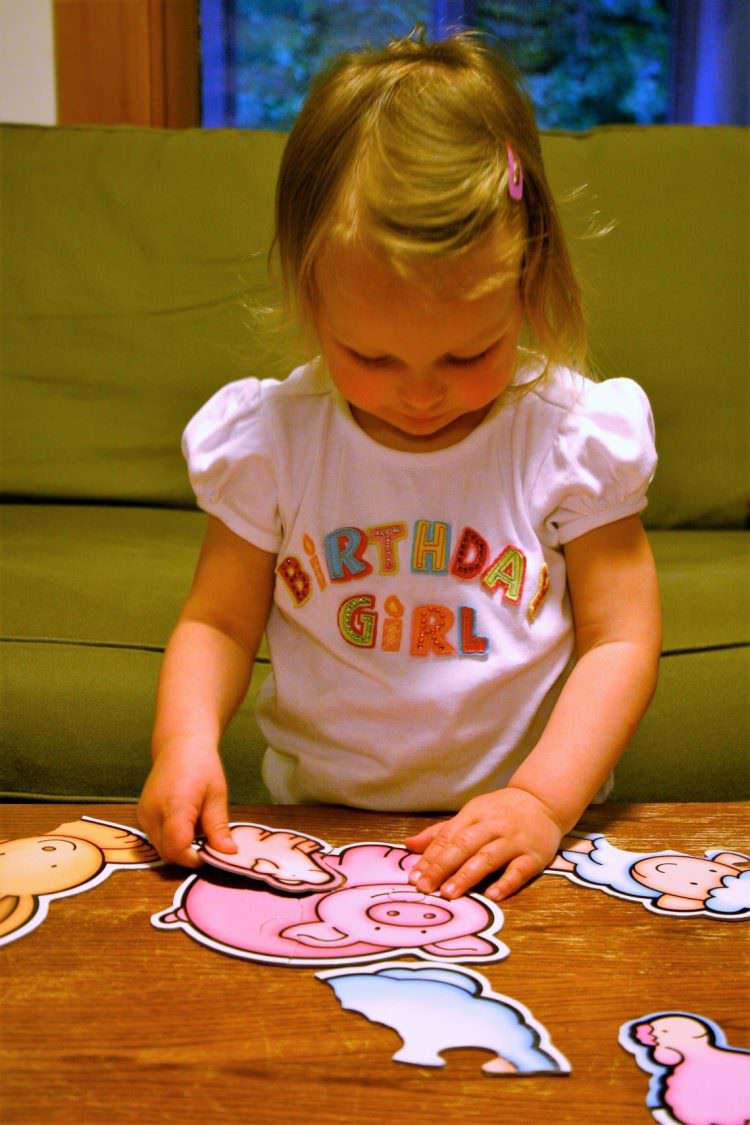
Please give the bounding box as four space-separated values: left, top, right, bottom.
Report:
314 238 524 452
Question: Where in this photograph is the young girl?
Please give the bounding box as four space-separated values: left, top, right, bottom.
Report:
138 30 661 903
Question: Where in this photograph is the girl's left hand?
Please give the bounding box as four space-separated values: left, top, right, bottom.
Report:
404 787 564 902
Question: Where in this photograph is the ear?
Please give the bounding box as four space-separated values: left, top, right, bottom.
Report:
279 921 354 948
54 820 157 864
422 934 500 957
712 852 750 869
101 839 159 866
0 894 38 941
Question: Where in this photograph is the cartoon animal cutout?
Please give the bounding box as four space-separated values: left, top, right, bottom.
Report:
154 823 508 967
546 833 750 918
620 1011 750 1125
318 962 570 1076
0 817 159 945
198 824 345 891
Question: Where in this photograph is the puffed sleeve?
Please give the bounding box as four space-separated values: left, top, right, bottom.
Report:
182 377 281 553
531 377 657 547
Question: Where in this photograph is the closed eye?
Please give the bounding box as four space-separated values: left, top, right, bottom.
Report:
348 342 500 368
347 349 393 368
445 345 497 367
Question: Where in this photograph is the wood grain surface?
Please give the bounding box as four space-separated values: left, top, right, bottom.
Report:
2 801 748 1124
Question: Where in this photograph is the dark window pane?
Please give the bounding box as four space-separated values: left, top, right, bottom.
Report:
200 0 672 131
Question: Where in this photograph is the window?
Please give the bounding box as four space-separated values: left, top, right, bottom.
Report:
200 0 672 131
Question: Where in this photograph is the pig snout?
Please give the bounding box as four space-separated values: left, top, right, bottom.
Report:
365 901 454 927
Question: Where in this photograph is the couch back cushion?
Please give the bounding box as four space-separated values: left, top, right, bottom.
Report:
2 123 747 525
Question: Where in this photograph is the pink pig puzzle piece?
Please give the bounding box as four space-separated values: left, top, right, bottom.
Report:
152 823 509 968
619 1011 750 1125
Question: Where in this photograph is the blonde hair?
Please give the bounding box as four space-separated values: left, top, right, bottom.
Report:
273 29 587 375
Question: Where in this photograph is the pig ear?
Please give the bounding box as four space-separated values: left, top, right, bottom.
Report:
280 921 353 948
423 934 499 957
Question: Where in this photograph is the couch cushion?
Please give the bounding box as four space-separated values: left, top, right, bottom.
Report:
1 505 747 801
1 124 292 508
0 503 272 801
615 646 749 802
2 124 748 527
542 126 749 529
648 529 750 651
3 508 747 651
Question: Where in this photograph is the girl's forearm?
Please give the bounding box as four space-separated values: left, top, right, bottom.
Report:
151 619 256 760
508 638 660 832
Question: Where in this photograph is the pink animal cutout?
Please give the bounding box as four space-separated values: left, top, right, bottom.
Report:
547 833 750 918
0 817 159 945
154 823 509 968
199 824 345 891
620 1011 750 1125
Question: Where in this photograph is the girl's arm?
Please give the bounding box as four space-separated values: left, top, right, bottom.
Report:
137 516 277 866
406 513 662 900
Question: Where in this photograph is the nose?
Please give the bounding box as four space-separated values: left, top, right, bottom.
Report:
366 901 453 927
398 370 446 411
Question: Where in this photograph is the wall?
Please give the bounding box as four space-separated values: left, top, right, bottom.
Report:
0 0 57 124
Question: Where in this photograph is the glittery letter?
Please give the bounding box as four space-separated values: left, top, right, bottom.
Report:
411 521 451 575
450 526 489 580
458 606 489 657
527 564 551 622
324 527 373 582
338 594 378 648
481 545 526 604
382 595 404 652
303 534 327 591
276 557 312 607
410 604 456 657
368 523 407 575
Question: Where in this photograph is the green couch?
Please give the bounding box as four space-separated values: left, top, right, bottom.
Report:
1 122 748 805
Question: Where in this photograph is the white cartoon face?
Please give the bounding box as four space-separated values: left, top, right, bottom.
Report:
631 855 737 900
0 836 103 896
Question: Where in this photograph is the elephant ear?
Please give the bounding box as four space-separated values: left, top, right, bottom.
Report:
422 933 500 957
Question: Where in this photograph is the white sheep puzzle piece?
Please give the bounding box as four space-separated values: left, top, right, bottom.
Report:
317 961 571 1076
619 1011 750 1124
545 832 750 919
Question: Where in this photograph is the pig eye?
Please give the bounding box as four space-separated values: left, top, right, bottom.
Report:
42 846 57 852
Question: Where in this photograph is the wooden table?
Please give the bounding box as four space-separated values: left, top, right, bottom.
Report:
2 802 748 1124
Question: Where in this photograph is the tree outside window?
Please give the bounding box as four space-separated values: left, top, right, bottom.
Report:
201 0 671 131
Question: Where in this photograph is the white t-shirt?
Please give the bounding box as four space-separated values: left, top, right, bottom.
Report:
184 359 656 811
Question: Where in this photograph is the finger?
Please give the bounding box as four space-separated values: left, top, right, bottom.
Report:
160 812 202 868
485 854 540 901
439 842 515 899
200 791 237 855
404 822 444 852
408 821 487 893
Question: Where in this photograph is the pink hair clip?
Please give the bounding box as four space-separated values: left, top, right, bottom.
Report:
506 143 524 201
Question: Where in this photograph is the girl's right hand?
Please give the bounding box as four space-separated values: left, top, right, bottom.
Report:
136 741 237 867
